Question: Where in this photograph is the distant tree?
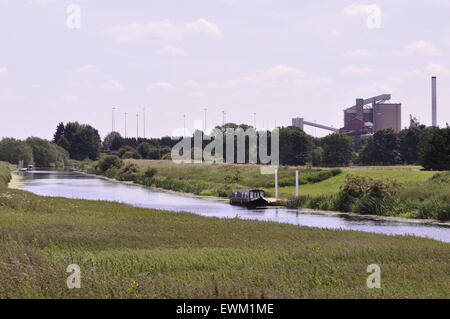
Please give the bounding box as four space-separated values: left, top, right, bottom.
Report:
321 133 354 167
53 122 65 144
0 138 34 166
102 132 123 152
279 126 313 165
311 147 323 167
26 137 69 167
96 155 124 172
53 122 101 160
398 125 428 164
137 142 153 159
358 129 401 165
421 126 450 171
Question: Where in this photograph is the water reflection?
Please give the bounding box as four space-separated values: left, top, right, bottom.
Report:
17 170 450 243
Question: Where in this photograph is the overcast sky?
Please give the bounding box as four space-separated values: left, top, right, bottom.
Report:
1 0 450 140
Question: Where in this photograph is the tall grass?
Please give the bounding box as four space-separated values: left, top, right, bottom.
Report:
0 162 12 187
0 187 448 298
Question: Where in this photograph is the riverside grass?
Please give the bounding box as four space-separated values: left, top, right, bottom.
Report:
0 187 449 298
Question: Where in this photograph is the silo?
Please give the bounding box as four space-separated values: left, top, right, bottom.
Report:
373 102 401 132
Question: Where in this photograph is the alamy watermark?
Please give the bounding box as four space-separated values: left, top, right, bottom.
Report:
170 126 279 174
366 264 381 288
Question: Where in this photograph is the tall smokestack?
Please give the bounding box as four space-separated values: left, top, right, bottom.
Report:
432 76 437 127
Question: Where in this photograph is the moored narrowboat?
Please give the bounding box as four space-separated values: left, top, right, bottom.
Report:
230 189 271 207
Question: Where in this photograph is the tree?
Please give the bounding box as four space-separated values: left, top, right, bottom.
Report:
102 132 123 152
321 133 354 167
358 129 401 165
0 138 34 166
53 122 101 160
421 126 450 171
137 142 153 159
279 126 313 165
398 126 428 164
26 137 69 167
53 122 65 144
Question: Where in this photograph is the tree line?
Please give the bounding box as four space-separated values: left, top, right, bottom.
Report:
0 121 449 170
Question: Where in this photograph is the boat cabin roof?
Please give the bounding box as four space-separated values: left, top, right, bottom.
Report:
232 189 264 193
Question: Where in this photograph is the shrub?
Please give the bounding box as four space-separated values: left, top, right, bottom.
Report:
416 200 450 221
351 196 396 216
286 196 311 209
121 163 138 174
144 168 157 178
96 155 123 172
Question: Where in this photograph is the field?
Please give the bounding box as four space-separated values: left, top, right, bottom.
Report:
0 165 449 298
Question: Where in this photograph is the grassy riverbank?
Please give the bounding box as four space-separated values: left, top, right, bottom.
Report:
83 159 450 221
0 176 449 298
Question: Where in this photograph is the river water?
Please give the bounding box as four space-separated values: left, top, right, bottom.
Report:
17 170 450 243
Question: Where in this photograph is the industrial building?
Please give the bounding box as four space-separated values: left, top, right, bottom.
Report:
340 94 402 137
292 77 438 138
292 94 402 138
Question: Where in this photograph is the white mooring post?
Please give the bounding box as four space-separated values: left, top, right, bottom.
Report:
275 168 278 200
295 170 299 197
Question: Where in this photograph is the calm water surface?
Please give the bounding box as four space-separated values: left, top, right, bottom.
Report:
18 170 450 243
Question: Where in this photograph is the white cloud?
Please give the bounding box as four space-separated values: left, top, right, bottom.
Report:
29 0 56 5
394 69 424 77
427 63 450 75
345 49 371 57
0 67 8 74
208 65 328 89
406 41 439 56
394 41 440 56
105 18 223 42
77 64 97 73
341 4 380 16
60 95 79 102
341 66 375 75
185 18 223 37
264 65 305 79
184 80 201 89
102 80 123 90
157 45 187 56
146 82 175 90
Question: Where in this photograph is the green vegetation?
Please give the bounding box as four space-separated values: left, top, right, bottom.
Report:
0 169 448 297
87 158 342 198
0 162 12 187
286 173 450 221
0 137 69 168
0 138 34 166
54 122 102 161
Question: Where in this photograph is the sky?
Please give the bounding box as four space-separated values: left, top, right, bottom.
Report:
1 0 450 140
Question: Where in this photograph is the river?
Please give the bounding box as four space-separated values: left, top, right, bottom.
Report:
17 170 450 243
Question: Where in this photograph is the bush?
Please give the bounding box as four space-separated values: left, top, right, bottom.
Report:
96 155 123 172
416 201 450 221
351 196 396 216
144 168 157 178
286 196 311 209
121 163 138 174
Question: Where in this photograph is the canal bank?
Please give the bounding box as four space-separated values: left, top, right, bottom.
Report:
14 170 450 242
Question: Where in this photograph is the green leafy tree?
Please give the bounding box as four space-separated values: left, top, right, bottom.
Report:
421 126 450 171
358 129 401 165
26 137 69 167
137 142 153 159
322 133 354 167
54 122 101 160
398 126 428 164
0 138 34 166
279 126 313 165
103 132 123 152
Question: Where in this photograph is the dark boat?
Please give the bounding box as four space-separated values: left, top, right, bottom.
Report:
230 189 272 207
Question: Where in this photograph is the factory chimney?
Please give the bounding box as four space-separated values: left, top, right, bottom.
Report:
432 76 437 127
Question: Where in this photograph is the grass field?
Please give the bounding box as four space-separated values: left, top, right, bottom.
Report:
0 165 449 298
275 169 436 198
